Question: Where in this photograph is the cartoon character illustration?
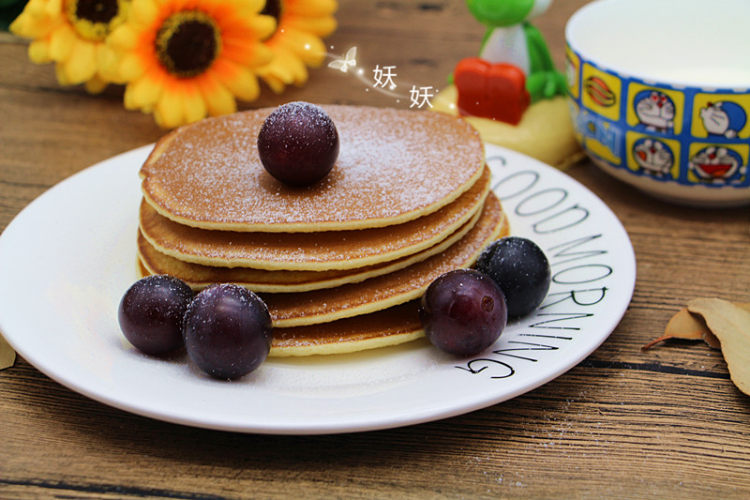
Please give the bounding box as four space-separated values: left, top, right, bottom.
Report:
466 0 567 102
700 101 747 138
634 90 675 133
632 138 674 177
689 146 745 183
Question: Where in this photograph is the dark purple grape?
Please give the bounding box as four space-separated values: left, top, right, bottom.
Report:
475 237 551 317
257 101 339 186
118 275 194 356
419 269 507 357
182 284 273 380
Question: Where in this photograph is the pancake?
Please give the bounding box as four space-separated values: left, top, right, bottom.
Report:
137 201 484 293
270 301 423 357
136 260 426 355
140 105 486 232
135 264 425 356
136 194 507 328
139 166 491 271
262 193 507 327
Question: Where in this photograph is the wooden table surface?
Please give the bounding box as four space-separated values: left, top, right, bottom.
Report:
2 1 750 498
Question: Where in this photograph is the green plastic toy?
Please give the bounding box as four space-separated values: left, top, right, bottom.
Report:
466 0 566 102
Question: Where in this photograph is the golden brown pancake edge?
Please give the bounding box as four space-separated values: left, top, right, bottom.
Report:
137 201 485 293
140 105 486 232
262 194 508 327
138 166 492 271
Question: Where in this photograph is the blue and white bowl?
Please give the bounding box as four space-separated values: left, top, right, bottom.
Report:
566 0 750 207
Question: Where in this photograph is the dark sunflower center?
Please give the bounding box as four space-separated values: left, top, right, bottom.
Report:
156 12 221 78
76 0 118 23
65 0 126 41
260 0 283 23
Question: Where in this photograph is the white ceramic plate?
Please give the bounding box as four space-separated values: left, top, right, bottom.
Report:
0 144 635 434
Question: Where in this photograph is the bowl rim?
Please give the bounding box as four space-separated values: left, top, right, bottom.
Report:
565 0 750 92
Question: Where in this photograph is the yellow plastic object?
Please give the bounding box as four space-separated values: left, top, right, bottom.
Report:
433 85 583 169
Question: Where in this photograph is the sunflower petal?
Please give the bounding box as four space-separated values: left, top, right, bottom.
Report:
279 28 327 66
124 72 163 110
8 15 28 36
239 0 265 14
257 45 308 90
96 44 122 82
285 15 337 37
259 73 285 94
197 74 237 116
222 37 273 68
283 49 309 84
44 0 63 18
225 0 267 22
155 90 185 129
257 65 294 88
26 0 48 17
182 88 208 123
10 9 52 38
54 62 71 85
119 53 147 81
62 39 97 83
28 39 52 63
48 25 76 62
214 60 260 102
108 24 138 50
85 75 108 94
131 0 159 26
286 0 338 17
249 15 276 40
231 71 261 102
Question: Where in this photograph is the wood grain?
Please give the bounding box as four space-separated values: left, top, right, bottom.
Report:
2 1 750 498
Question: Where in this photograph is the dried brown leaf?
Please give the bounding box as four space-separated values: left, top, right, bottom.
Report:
688 298 750 396
702 330 721 349
643 302 750 351
642 307 715 350
0 333 15 371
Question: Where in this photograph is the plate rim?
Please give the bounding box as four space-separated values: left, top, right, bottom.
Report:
0 143 635 434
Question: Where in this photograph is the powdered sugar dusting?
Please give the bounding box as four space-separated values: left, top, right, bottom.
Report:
140 106 484 228
262 102 335 139
139 167 489 266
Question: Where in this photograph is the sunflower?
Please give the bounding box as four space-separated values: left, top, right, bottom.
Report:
107 0 275 128
10 0 130 92
255 0 337 93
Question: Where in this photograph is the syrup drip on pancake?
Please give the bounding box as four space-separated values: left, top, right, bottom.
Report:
156 11 221 78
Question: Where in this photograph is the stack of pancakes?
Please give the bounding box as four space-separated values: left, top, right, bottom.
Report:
137 105 509 356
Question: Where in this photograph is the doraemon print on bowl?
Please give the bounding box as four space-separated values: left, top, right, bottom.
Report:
565 0 750 207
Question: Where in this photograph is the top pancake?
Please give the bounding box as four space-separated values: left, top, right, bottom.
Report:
140 105 486 232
